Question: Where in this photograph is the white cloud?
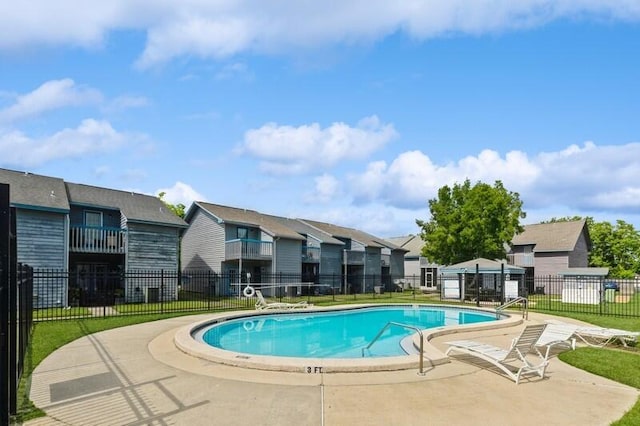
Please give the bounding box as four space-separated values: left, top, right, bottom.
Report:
348 141 640 217
2 2 639 67
305 174 341 204
320 141 640 236
156 181 206 207
0 119 134 167
0 79 102 123
240 115 397 175
305 204 407 237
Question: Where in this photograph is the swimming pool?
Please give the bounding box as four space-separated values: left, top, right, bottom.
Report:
194 305 497 359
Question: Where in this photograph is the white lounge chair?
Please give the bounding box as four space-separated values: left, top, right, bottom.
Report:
546 319 639 348
254 290 312 310
532 323 577 359
445 324 548 384
575 327 639 347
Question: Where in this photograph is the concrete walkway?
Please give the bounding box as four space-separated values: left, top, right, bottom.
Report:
26 312 639 426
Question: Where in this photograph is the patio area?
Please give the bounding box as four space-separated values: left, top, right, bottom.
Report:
26 311 639 426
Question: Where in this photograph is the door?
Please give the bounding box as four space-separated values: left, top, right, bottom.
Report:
75 263 109 306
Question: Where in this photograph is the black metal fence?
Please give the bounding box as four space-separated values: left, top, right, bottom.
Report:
2 183 35 426
22 268 640 322
523 275 640 317
30 269 410 321
433 273 640 317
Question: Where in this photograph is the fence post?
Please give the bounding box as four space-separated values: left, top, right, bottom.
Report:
475 263 480 307
1 183 10 425
160 270 164 314
8 210 17 415
207 270 211 310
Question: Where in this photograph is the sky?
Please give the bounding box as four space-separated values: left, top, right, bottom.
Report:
1 1 640 238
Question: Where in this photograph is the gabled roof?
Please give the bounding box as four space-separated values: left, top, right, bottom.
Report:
385 235 424 257
442 257 525 274
0 168 187 227
193 202 304 240
267 215 344 246
300 219 405 251
0 168 70 212
511 219 589 252
66 183 187 228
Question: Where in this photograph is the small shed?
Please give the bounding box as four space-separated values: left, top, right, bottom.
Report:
441 258 525 302
558 267 609 305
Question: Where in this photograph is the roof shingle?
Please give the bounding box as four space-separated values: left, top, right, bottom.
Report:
66 183 187 227
511 219 588 252
0 169 69 212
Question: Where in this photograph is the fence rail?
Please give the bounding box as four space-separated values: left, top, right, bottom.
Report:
22 269 640 322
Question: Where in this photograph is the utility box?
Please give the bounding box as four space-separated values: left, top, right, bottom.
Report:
144 287 160 303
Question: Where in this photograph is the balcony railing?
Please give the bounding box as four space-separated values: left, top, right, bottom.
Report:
302 246 320 263
344 250 365 265
69 226 127 254
507 253 534 267
225 239 273 260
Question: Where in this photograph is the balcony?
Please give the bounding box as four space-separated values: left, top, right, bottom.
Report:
507 252 534 267
69 226 127 254
344 250 365 265
302 246 320 263
225 239 273 260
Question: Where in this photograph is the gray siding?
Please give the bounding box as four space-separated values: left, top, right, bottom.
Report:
404 258 421 278
16 209 66 268
16 209 68 308
125 222 181 302
534 252 569 277
568 233 589 267
390 251 405 278
127 223 180 270
320 244 342 276
181 208 225 271
274 238 301 274
510 245 534 267
365 248 381 275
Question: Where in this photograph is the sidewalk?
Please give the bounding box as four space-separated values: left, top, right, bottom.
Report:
26 312 639 426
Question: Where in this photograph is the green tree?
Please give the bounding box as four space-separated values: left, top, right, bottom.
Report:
416 179 525 265
589 219 640 278
158 192 186 219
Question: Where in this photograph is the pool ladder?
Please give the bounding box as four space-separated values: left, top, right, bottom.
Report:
362 321 426 376
496 296 528 320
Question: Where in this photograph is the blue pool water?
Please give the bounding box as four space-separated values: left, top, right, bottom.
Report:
197 305 496 358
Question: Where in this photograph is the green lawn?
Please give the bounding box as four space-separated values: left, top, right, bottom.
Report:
12 299 640 425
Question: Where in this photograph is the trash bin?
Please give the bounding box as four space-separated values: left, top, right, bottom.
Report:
605 288 616 303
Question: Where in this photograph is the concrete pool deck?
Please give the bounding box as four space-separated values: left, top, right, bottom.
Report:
26 310 639 426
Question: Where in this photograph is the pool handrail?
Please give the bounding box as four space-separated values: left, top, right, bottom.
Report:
496 296 528 320
362 321 426 376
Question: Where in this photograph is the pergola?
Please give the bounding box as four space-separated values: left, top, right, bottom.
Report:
440 257 525 302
